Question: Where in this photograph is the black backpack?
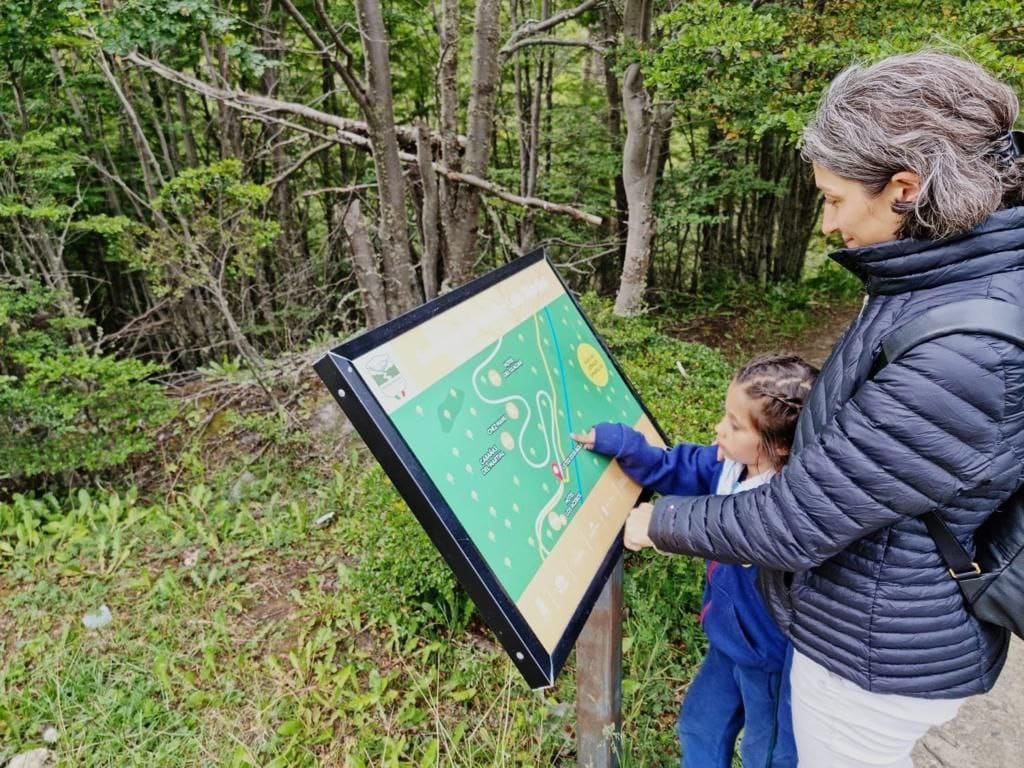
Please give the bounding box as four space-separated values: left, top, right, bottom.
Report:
869 298 1024 638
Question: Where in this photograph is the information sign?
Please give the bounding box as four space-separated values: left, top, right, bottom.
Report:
314 249 663 687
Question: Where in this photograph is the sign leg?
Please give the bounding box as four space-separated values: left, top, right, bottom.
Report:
576 555 623 768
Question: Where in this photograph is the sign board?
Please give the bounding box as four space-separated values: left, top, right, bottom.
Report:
314 249 664 688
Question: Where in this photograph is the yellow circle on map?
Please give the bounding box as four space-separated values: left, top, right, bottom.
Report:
500 432 515 451
488 369 502 387
577 343 609 387
505 402 520 419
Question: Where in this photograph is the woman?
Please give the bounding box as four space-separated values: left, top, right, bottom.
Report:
625 50 1024 767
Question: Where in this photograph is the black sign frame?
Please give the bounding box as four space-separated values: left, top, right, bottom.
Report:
314 249 664 688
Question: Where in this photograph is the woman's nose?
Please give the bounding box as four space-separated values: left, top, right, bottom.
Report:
822 206 838 236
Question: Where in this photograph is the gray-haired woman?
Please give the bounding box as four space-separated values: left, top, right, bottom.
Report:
624 50 1024 767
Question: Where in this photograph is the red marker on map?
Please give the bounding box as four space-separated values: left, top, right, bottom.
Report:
551 462 564 482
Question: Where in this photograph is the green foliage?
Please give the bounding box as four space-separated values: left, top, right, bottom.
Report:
644 0 1024 289
0 279 173 482
0 0 69 59
141 159 280 297
804 259 865 301
0 455 573 766
582 294 732 442
0 487 146 568
0 127 141 263
347 465 475 637
90 0 221 54
650 0 1024 140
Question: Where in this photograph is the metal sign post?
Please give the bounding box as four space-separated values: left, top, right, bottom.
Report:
576 555 624 768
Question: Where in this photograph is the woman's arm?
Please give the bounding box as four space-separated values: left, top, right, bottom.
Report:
647 334 1023 569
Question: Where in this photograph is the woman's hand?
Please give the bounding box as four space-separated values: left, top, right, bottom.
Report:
624 502 655 551
570 429 596 450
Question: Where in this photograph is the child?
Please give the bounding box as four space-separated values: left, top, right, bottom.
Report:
573 353 818 768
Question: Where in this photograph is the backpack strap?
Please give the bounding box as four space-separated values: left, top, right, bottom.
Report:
870 298 1024 377
870 298 1024 582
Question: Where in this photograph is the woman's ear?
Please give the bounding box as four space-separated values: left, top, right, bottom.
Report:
890 170 922 203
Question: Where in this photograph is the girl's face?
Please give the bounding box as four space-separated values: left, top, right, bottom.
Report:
715 382 775 475
813 162 919 248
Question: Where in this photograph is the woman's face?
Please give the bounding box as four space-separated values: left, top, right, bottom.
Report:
813 162 917 248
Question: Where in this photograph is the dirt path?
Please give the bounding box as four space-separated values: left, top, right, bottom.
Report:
784 302 857 368
913 638 1024 768
776 302 1024 768
673 298 862 368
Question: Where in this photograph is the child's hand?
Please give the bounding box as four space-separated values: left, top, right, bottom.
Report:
570 429 596 450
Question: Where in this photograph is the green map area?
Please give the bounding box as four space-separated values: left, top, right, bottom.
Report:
390 294 643 600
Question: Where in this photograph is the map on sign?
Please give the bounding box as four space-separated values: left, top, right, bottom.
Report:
315 250 663 688
387 296 644 601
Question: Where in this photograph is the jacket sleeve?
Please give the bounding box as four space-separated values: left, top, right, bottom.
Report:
649 334 1024 569
591 421 720 496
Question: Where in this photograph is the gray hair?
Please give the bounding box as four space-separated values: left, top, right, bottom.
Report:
802 50 1024 240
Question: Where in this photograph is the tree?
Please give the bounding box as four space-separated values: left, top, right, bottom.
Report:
3 0 1021 374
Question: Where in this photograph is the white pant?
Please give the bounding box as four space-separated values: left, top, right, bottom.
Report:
790 650 965 767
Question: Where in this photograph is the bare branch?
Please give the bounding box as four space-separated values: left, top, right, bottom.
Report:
96 296 173 353
501 36 606 59
82 156 154 218
278 0 371 115
105 42 603 227
501 0 602 59
269 140 333 187
437 165 603 226
111 43 462 152
299 183 375 198
482 197 520 261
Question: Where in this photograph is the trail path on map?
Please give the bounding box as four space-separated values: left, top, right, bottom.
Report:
389 294 651 603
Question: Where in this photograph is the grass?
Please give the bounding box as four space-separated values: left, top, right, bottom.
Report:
1 465 705 766
0 280 859 767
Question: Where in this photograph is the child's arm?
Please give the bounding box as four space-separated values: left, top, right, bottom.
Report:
574 422 719 496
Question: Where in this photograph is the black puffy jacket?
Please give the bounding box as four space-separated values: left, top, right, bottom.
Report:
650 206 1024 698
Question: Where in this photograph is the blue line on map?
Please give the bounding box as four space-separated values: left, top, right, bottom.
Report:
543 307 585 499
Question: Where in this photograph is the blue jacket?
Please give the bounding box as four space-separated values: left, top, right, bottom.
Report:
648 206 1024 698
592 422 789 669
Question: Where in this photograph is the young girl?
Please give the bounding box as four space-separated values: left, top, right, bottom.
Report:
573 353 818 768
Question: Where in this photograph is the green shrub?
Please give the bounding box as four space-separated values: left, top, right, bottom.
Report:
349 466 475 638
581 294 731 442
805 258 865 300
0 278 174 484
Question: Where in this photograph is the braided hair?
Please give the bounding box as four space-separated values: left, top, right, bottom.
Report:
734 353 819 471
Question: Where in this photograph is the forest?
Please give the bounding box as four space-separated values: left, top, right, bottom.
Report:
1 1 1022 766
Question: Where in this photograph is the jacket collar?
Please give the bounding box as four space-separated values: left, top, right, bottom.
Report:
829 206 1024 295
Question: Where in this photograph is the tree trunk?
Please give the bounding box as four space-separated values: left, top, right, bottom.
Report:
416 121 441 300
95 51 164 205
341 199 388 328
442 0 502 287
438 0 462 286
355 0 420 316
50 48 123 217
512 1 549 254
597 5 627 295
613 0 670 316
260 0 304 335
175 88 200 167
613 62 671 316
